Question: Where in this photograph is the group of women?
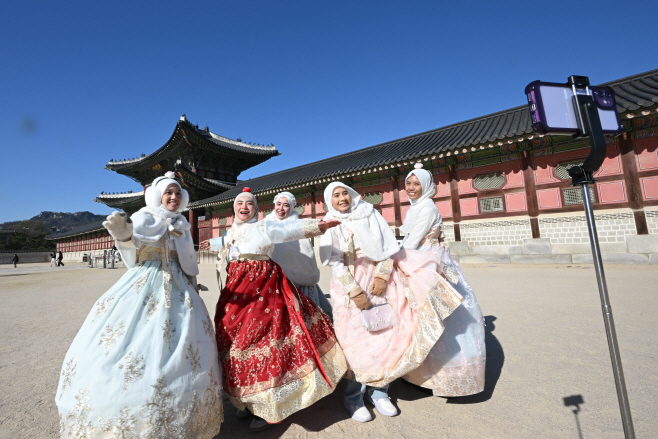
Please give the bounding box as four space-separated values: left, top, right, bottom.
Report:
55 165 485 438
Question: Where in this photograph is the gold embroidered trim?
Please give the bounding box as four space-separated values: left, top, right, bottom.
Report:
237 253 270 261
92 297 115 323
301 219 322 238
346 276 463 388
337 272 359 299
136 245 179 264
118 351 145 393
404 359 486 397
227 343 347 423
162 319 176 352
59 358 76 400
186 343 201 380
374 258 393 281
419 223 445 247
143 293 160 323
99 320 126 356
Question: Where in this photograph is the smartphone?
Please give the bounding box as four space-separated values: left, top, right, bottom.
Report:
525 80 621 136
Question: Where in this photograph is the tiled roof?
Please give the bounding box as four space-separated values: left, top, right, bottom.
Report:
188 69 658 209
46 220 106 240
107 117 279 171
94 193 145 208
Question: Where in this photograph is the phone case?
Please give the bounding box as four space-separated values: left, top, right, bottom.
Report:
525 80 621 136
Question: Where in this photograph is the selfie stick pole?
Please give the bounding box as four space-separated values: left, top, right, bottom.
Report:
567 76 635 439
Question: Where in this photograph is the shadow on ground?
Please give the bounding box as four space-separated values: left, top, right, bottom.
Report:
213 380 350 438
212 315 504 437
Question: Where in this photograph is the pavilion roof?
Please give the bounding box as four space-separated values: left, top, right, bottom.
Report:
94 192 145 209
105 116 280 185
189 68 658 209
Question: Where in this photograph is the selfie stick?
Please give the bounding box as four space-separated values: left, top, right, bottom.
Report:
566 75 635 439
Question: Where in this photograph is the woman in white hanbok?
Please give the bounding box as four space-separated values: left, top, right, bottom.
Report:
401 164 486 397
56 172 223 439
264 191 333 318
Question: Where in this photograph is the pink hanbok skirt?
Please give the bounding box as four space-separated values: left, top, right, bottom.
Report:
329 249 463 387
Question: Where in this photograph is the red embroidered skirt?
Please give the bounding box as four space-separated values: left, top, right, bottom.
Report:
215 259 347 423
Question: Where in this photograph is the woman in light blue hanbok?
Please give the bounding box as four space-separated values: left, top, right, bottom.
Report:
55 172 223 439
401 164 486 397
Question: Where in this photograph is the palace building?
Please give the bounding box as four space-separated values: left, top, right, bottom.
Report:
190 68 658 264
48 115 279 259
50 68 658 264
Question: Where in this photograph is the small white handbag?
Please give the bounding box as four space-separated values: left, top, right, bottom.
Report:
360 300 397 332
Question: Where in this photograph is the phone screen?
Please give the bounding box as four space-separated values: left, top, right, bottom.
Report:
539 85 579 130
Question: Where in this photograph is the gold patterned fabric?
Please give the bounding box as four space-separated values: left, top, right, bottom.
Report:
329 252 463 389
404 359 486 397
374 258 394 281
419 223 445 248
57 236 223 438
216 259 347 423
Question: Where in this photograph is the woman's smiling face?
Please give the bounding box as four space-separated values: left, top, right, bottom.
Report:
275 197 291 219
331 187 351 213
405 174 422 200
161 184 182 212
235 199 256 221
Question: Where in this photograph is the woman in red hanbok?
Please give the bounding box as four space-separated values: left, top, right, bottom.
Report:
205 188 347 431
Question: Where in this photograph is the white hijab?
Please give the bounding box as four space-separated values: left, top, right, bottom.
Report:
319 182 399 265
400 165 437 235
130 173 198 276
265 195 320 286
231 189 259 228
273 191 296 210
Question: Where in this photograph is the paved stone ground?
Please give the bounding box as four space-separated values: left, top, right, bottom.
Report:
1 261 656 438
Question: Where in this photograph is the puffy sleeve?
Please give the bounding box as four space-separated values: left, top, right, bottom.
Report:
115 236 138 269
262 219 323 243
401 203 440 250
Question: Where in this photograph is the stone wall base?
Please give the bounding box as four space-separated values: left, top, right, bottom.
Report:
448 235 658 265
0 251 51 264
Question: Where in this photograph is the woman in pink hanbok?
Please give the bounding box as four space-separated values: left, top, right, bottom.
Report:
319 182 463 422
400 164 486 397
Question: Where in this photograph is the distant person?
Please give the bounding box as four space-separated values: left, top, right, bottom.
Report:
57 251 64 267
49 252 57 267
11 253 18 268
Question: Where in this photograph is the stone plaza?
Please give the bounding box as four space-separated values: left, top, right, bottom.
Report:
1 260 656 439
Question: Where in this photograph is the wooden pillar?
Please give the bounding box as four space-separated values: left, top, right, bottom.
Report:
448 166 462 241
392 176 402 236
189 209 200 247
618 133 648 234
311 191 317 219
521 150 541 238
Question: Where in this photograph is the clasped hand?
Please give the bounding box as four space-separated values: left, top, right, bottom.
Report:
369 277 387 296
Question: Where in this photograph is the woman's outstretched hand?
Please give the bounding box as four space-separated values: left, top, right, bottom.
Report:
103 211 133 242
199 240 210 250
318 219 341 233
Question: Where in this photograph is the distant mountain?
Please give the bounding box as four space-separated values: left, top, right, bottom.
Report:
0 211 107 234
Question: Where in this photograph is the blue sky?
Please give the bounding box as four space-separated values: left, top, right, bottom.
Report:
1 0 654 223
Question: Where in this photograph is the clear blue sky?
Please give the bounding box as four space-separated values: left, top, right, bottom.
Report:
1 0 654 223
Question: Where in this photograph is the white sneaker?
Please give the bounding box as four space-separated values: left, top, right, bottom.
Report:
250 416 270 432
235 408 250 419
365 394 398 417
344 400 372 422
